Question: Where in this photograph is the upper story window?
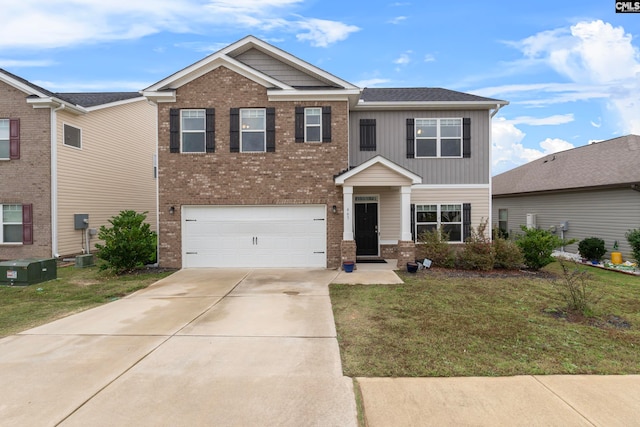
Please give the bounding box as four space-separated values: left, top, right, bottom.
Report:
1 204 22 243
181 110 206 153
304 108 322 142
0 119 8 159
240 109 266 152
63 124 82 149
415 118 462 158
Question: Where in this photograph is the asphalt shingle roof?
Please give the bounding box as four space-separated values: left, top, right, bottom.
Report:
361 87 505 104
55 92 142 107
493 135 640 196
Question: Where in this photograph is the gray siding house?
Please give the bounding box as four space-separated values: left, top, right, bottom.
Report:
492 135 640 261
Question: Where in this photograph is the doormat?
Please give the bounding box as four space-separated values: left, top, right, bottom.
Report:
356 258 387 264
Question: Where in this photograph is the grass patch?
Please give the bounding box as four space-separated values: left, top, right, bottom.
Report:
330 262 640 377
0 264 174 337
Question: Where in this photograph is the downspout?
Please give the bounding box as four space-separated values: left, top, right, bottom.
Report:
488 103 504 241
51 104 65 258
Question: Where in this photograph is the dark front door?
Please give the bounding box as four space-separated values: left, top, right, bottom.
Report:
355 202 378 256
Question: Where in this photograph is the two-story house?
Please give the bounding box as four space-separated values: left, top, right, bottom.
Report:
142 36 506 270
0 69 157 261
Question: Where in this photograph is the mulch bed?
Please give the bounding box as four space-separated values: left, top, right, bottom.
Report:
406 266 557 280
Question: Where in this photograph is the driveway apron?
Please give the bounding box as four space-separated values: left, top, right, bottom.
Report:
0 269 358 427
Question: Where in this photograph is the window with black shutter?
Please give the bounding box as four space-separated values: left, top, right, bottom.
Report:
359 119 376 151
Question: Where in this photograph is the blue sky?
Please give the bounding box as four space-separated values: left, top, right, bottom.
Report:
1 0 639 174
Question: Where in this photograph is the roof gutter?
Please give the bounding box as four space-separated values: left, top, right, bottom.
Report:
490 102 507 118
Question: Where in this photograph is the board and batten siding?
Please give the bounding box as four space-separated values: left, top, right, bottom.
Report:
56 100 157 257
493 187 640 261
349 110 491 185
234 48 329 87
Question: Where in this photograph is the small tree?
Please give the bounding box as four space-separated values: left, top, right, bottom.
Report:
553 260 601 316
515 226 570 271
95 210 157 274
626 229 640 263
577 237 606 261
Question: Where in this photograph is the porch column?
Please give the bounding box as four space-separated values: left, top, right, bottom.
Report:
343 186 354 240
400 185 412 241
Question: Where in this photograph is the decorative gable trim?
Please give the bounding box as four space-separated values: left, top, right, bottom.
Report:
335 155 422 185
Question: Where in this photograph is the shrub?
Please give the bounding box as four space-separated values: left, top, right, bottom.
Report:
458 219 495 271
95 210 157 274
553 260 601 317
416 228 455 268
515 226 570 271
493 237 524 269
626 229 640 263
577 237 606 261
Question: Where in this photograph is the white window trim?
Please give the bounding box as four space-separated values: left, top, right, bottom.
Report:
240 108 266 153
415 118 462 158
180 109 206 153
63 123 82 150
0 118 9 160
415 203 463 243
304 107 322 143
1 204 22 244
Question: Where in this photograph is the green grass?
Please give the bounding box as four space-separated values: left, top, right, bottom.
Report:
0 264 174 337
330 262 640 377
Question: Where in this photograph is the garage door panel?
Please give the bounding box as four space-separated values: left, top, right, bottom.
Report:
182 205 326 268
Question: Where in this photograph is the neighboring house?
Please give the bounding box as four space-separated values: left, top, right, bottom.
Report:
0 69 157 261
492 135 640 261
142 35 507 269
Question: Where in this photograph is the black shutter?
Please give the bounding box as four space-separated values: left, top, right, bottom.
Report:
230 108 239 152
266 107 276 152
411 204 416 241
322 106 331 142
406 118 415 158
22 204 33 245
359 119 376 151
463 203 471 241
463 118 471 158
205 108 215 153
295 107 304 143
169 109 180 153
9 118 20 159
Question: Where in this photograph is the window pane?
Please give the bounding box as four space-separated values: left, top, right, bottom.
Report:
440 119 461 137
306 127 321 142
0 141 8 159
241 109 265 131
3 205 22 223
242 132 265 152
0 119 8 139
3 224 22 243
64 124 81 148
305 108 321 124
416 119 436 137
417 224 437 236
441 205 461 223
416 211 437 223
182 133 205 152
182 115 204 131
442 224 462 242
416 139 437 157
499 209 508 221
441 139 461 157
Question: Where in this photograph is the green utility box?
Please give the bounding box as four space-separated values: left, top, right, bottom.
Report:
0 258 57 286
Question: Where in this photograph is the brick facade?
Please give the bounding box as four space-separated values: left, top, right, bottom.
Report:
157 66 348 269
0 82 52 260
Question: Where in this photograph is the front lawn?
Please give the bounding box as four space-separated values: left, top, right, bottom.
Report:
0 264 174 337
330 262 640 377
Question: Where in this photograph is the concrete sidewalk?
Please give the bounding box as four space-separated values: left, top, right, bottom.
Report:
0 268 357 427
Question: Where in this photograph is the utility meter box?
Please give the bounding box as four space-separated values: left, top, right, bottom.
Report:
74 214 89 230
0 258 57 286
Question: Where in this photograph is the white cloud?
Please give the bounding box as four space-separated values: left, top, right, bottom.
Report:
508 114 574 126
0 0 359 50
492 118 575 175
33 79 152 91
0 59 55 67
389 16 407 24
393 51 412 65
590 118 601 128
354 78 391 87
423 54 435 63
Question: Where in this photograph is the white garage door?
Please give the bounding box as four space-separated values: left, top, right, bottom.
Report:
182 205 327 268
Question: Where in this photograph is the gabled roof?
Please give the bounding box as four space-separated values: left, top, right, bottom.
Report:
56 92 143 108
142 35 361 104
335 155 422 185
356 87 507 110
493 135 640 196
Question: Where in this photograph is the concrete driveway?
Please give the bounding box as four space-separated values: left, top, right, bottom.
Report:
0 269 358 427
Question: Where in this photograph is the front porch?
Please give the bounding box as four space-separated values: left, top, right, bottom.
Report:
335 156 422 270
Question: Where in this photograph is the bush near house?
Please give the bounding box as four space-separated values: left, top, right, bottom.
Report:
578 237 606 261
493 236 524 269
457 219 495 271
95 210 157 274
515 226 571 271
626 229 640 263
416 228 456 268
